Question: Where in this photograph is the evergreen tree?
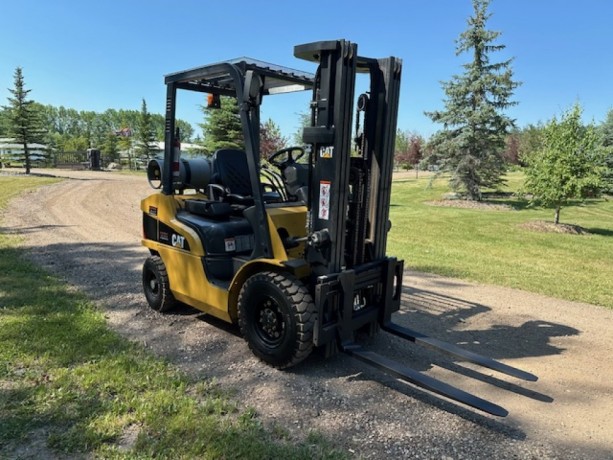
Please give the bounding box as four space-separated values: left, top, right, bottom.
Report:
3 67 46 173
136 98 156 161
0 108 9 136
523 104 605 224
425 0 519 200
199 96 244 154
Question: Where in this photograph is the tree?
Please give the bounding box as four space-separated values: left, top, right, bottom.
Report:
0 107 9 136
9 102 193 158
199 96 243 153
101 131 120 162
517 123 545 165
3 67 45 173
598 108 613 193
117 132 133 169
425 0 519 200
395 130 424 172
502 131 520 165
260 118 287 159
523 104 605 224
135 98 156 161
394 129 410 169
292 111 311 145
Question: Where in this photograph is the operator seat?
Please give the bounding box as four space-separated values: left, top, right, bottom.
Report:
212 149 280 205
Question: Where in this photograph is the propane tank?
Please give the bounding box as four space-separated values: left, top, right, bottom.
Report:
147 158 212 191
172 127 181 180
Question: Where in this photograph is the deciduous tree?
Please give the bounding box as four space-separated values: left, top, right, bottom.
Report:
260 118 287 159
523 104 605 224
598 108 613 193
395 130 424 172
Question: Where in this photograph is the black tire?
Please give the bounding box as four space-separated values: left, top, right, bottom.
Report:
238 271 316 369
142 255 177 312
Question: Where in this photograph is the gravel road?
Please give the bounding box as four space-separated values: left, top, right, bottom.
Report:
3 169 612 459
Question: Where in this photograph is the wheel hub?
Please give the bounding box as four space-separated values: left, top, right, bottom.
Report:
258 299 283 340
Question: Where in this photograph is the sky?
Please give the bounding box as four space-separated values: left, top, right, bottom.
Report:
1 0 611 140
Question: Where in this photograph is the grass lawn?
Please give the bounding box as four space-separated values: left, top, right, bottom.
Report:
389 171 613 308
0 176 343 459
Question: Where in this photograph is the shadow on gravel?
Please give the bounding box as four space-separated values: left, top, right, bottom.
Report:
298 356 532 441
398 286 580 362
30 171 121 181
0 224 74 235
0 241 147 307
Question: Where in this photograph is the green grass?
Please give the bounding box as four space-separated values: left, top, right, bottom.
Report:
0 176 344 459
389 171 613 308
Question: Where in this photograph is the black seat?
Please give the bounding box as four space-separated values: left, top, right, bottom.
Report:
212 149 281 205
212 149 252 198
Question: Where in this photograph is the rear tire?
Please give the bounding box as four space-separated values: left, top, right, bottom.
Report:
238 271 316 369
142 255 176 312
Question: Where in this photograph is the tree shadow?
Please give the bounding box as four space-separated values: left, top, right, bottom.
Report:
0 224 74 235
585 227 613 237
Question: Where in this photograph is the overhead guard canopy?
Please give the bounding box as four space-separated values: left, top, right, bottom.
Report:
164 58 315 96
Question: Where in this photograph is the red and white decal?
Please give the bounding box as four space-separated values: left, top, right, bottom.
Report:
318 180 331 220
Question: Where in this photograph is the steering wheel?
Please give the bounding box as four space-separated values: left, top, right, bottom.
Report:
268 146 305 168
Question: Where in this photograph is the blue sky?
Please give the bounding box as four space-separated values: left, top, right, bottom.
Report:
1 0 611 139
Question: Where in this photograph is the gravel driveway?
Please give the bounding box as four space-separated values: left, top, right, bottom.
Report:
3 169 612 459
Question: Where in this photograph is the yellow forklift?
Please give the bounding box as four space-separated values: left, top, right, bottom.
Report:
141 39 536 417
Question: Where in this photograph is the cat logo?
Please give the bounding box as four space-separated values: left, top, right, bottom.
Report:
172 234 185 249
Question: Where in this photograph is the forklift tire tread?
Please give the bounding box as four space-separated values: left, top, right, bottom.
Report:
238 271 316 369
142 255 177 312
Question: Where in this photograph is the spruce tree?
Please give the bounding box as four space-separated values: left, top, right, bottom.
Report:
426 0 519 200
136 98 156 161
3 67 45 174
200 96 244 154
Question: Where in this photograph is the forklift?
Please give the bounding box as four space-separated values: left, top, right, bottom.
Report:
141 39 536 417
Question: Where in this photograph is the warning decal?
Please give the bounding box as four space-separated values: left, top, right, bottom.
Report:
318 181 331 220
224 238 236 252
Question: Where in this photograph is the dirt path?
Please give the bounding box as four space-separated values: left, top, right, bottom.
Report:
3 169 612 459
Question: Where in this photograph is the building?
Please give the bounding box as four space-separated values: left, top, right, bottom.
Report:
0 138 48 166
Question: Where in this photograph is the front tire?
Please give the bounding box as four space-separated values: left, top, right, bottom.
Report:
238 271 316 369
142 255 177 312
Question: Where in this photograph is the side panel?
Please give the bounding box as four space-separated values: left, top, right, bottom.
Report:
141 193 204 257
266 205 308 259
157 245 232 322
141 193 231 322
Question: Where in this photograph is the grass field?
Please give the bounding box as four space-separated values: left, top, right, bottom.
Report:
388 171 613 308
0 176 343 459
